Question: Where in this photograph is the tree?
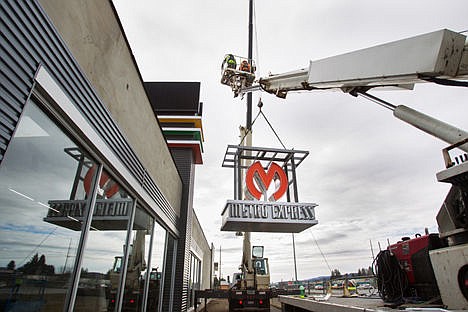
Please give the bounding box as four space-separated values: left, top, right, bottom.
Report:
81 267 89 276
331 269 341 278
20 253 39 274
7 260 15 270
19 253 55 275
357 267 373 276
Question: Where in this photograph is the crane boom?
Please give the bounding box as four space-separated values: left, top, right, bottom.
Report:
224 28 468 152
255 29 468 98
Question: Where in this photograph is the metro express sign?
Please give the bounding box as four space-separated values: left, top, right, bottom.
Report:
220 145 318 233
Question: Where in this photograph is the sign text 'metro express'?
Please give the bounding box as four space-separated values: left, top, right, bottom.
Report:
227 200 316 221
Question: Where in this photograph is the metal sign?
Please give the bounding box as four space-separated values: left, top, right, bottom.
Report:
221 145 318 233
221 200 318 233
43 198 133 231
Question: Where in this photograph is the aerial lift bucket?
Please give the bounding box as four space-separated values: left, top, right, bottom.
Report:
221 54 256 97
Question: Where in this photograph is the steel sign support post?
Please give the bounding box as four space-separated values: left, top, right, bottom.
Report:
235 152 240 200
291 159 299 203
290 158 299 282
284 163 292 203
292 233 298 282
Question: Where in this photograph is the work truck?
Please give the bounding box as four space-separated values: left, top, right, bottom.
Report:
228 245 271 311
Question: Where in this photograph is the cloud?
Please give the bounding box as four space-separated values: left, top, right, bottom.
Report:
0 223 53 235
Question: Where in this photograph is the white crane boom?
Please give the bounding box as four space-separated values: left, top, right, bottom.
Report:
256 29 468 98
224 28 468 152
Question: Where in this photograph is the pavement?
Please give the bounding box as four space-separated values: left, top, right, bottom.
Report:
195 295 390 312
195 298 282 312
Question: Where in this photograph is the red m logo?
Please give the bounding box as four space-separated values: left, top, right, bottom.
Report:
245 161 288 201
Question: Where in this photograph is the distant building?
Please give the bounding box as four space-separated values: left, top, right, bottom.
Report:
0 1 212 311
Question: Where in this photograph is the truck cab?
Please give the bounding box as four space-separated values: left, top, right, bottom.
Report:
229 246 271 311
252 257 269 290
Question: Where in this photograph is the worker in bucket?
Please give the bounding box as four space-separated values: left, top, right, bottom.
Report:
223 54 237 70
239 60 251 72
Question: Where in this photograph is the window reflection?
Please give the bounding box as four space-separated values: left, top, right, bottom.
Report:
118 206 152 311
188 253 201 308
0 100 96 311
146 221 166 311
73 170 133 312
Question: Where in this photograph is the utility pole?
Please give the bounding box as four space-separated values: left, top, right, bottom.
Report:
241 0 254 279
247 0 253 131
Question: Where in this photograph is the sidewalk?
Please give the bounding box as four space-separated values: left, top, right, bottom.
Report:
195 298 228 312
195 298 282 312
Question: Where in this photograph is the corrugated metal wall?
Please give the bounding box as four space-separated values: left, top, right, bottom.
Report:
161 234 176 312
170 148 195 312
0 0 178 231
0 2 37 164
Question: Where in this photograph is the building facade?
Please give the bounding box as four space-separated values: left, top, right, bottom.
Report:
0 1 211 311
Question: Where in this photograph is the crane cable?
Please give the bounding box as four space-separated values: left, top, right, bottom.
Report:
19 226 58 266
240 2 287 148
311 232 333 274
253 0 260 76
239 99 287 149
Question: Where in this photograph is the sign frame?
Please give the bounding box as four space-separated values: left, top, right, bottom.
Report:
221 145 317 232
222 145 309 202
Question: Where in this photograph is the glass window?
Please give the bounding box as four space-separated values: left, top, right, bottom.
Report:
188 253 201 308
73 169 134 312
146 221 166 311
120 206 152 311
253 259 268 275
0 100 97 311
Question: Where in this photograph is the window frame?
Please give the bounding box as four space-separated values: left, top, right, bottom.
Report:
28 65 172 312
33 66 178 237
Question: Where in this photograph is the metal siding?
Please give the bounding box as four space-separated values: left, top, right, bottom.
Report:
161 234 176 312
0 2 36 164
144 178 178 226
171 148 195 312
0 0 178 231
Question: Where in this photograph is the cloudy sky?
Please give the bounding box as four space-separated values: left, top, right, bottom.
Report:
113 0 468 282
